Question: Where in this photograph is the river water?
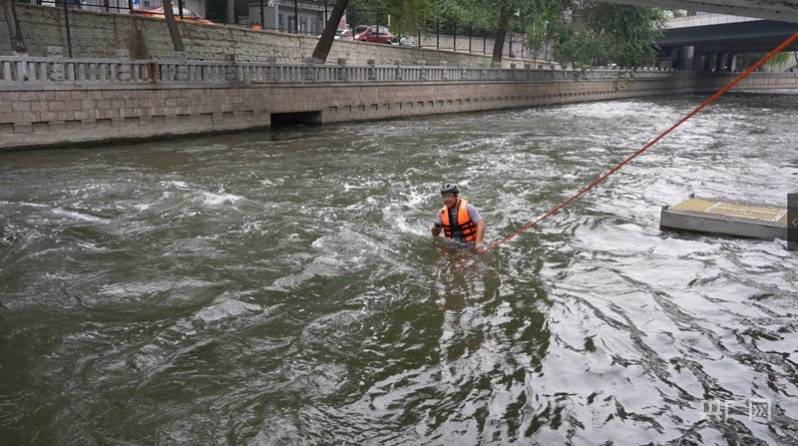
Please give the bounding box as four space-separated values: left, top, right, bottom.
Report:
1 95 797 445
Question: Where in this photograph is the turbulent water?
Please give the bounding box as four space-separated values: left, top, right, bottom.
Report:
1 95 797 445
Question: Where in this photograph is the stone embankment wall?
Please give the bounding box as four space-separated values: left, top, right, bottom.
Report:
0 4 553 68
3 69 797 150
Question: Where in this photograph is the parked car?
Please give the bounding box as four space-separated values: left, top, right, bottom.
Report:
334 29 353 40
354 26 395 44
395 35 418 47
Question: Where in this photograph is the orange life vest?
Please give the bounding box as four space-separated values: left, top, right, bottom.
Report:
439 199 478 242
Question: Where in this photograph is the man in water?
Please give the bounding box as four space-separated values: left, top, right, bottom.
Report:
432 184 486 250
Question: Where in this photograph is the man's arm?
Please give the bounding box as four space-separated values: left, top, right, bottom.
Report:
432 223 442 237
474 219 486 249
466 204 486 249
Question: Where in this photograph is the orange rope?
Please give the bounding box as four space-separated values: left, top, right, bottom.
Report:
488 32 798 251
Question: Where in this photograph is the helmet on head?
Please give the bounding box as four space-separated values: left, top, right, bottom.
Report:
440 183 459 195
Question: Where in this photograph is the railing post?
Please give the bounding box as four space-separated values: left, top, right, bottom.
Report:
175 52 188 81
47 46 64 82
394 60 402 81
15 55 26 82
367 59 376 81
150 61 159 83
441 60 448 80
266 56 277 82
336 58 348 82
303 58 317 82
116 49 131 82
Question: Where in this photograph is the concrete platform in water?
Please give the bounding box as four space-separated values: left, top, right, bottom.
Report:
660 196 788 240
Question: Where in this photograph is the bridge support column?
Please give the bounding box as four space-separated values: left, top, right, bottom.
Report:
720 53 731 72
704 53 716 72
692 52 704 71
729 54 738 72
669 48 679 68
676 46 694 70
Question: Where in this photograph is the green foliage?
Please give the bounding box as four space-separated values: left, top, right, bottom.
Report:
766 51 793 67
344 0 665 66
551 3 666 68
349 0 436 34
551 24 606 68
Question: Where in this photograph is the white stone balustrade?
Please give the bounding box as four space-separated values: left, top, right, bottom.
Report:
1 54 794 88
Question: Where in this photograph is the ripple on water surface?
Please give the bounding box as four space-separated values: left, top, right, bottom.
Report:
0 95 797 445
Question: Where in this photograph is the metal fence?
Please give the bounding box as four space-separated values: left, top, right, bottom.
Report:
14 0 543 62
0 54 731 87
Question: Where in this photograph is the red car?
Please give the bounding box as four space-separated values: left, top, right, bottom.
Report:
354 26 395 44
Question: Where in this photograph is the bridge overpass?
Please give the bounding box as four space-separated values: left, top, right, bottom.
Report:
656 14 798 71
601 0 798 23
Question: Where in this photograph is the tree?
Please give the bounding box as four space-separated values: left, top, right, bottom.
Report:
492 0 513 63
493 0 567 64
1 0 27 54
311 0 350 63
312 0 435 64
550 2 665 69
162 0 185 52
349 0 434 36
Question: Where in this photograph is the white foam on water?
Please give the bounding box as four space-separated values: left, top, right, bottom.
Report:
161 180 191 190
394 214 426 236
76 241 105 252
193 298 262 323
201 191 244 206
379 188 432 236
0 200 49 209
98 279 214 300
343 183 363 191
260 178 284 186
51 208 110 223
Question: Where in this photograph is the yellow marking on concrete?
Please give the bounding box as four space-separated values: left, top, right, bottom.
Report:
671 198 786 225
671 198 716 213
663 196 789 240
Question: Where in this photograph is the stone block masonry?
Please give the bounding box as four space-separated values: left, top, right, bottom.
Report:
3 71 798 150
0 4 543 68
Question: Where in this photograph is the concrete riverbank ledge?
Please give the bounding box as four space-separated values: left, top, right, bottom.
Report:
661 196 790 240
3 53 798 150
